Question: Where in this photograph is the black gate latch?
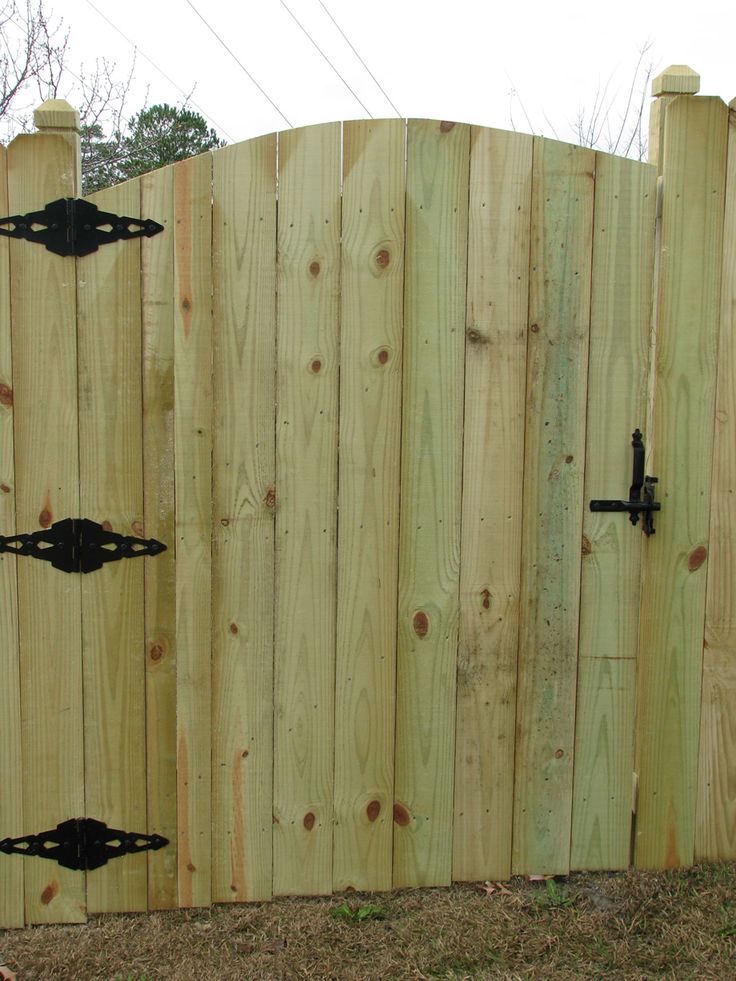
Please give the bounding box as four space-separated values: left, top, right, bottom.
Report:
590 429 661 535
0 818 168 871
0 197 164 256
0 517 166 572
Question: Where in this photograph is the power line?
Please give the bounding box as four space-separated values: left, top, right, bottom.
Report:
279 0 373 118
181 0 293 128
82 0 235 140
316 0 401 118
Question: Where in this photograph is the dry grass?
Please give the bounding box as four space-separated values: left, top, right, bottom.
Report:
1 863 735 980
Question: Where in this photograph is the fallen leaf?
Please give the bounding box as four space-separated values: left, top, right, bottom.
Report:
481 880 512 896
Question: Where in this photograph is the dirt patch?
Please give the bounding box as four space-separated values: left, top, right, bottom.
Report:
1 863 734 979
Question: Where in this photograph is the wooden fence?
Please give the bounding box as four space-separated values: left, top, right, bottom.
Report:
0 64 734 927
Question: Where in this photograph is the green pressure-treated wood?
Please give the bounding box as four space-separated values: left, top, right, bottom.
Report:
173 153 213 906
273 123 341 896
7 124 84 925
212 135 277 901
635 95 729 869
333 119 405 892
571 153 656 870
512 137 595 876
141 164 178 910
79 179 146 914
393 119 469 888
0 144 24 930
453 126 532 882
696 105 736 862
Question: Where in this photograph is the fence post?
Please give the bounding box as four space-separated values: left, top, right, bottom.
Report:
635 69 729 868
6 101 85 923
648 65 701 173
696 94 736 861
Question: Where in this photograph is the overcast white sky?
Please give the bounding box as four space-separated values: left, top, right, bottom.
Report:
24 0 736 149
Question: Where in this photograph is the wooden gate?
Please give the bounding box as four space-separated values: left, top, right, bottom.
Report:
1 65 734 928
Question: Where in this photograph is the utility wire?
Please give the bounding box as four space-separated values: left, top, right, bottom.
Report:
182 0 293 128
82 0 235 140
316 0 401 118
279 0 373 118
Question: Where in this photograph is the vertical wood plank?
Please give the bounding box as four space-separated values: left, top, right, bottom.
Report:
571 154 656 870
696 103 736 862
7 130 84 924
77 180 146 914
212 136 277 902
0 143 24 929
453 126 531 882
141 165 178 909
333 119 405 892
393 119 469 888
635 97 729 869
174 153 213 907
273 123 341 896
512 137 595 876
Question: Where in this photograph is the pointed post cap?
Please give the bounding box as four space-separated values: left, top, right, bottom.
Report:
33 99 80 133
651 65 700 97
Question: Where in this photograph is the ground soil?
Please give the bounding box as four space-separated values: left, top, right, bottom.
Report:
1 863 735 979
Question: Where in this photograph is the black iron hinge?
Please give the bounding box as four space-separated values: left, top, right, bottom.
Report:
0 197 164 256
0 819 168 871
0 517 166 573
590 429 661 535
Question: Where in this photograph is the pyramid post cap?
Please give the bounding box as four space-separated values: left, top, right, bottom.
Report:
651 66 700 97
34 99 80 132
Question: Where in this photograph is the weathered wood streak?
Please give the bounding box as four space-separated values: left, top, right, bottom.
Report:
512 137 595 875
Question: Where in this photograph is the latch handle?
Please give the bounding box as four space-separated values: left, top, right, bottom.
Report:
589 429 661 535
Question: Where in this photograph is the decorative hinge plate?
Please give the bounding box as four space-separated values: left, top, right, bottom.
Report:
0 818 169 871
0 517 166 572
0 197 164 256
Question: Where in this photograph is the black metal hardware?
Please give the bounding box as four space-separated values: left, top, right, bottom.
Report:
590 429 661 535
0 517 166 573
0 197 164 257
0 819 168 871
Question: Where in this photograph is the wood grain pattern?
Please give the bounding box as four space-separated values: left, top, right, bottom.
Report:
0 143 24 929
7 130 84 924
571 153 656 870
141 164 178 909
453 126 532 882
212 136 277 901
333 119 405 892
78 180 146 914
512 137 595 876
635 96 729 869
696 104 736 862
273 123 341 896
393 119 469 888
173 153 213 907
